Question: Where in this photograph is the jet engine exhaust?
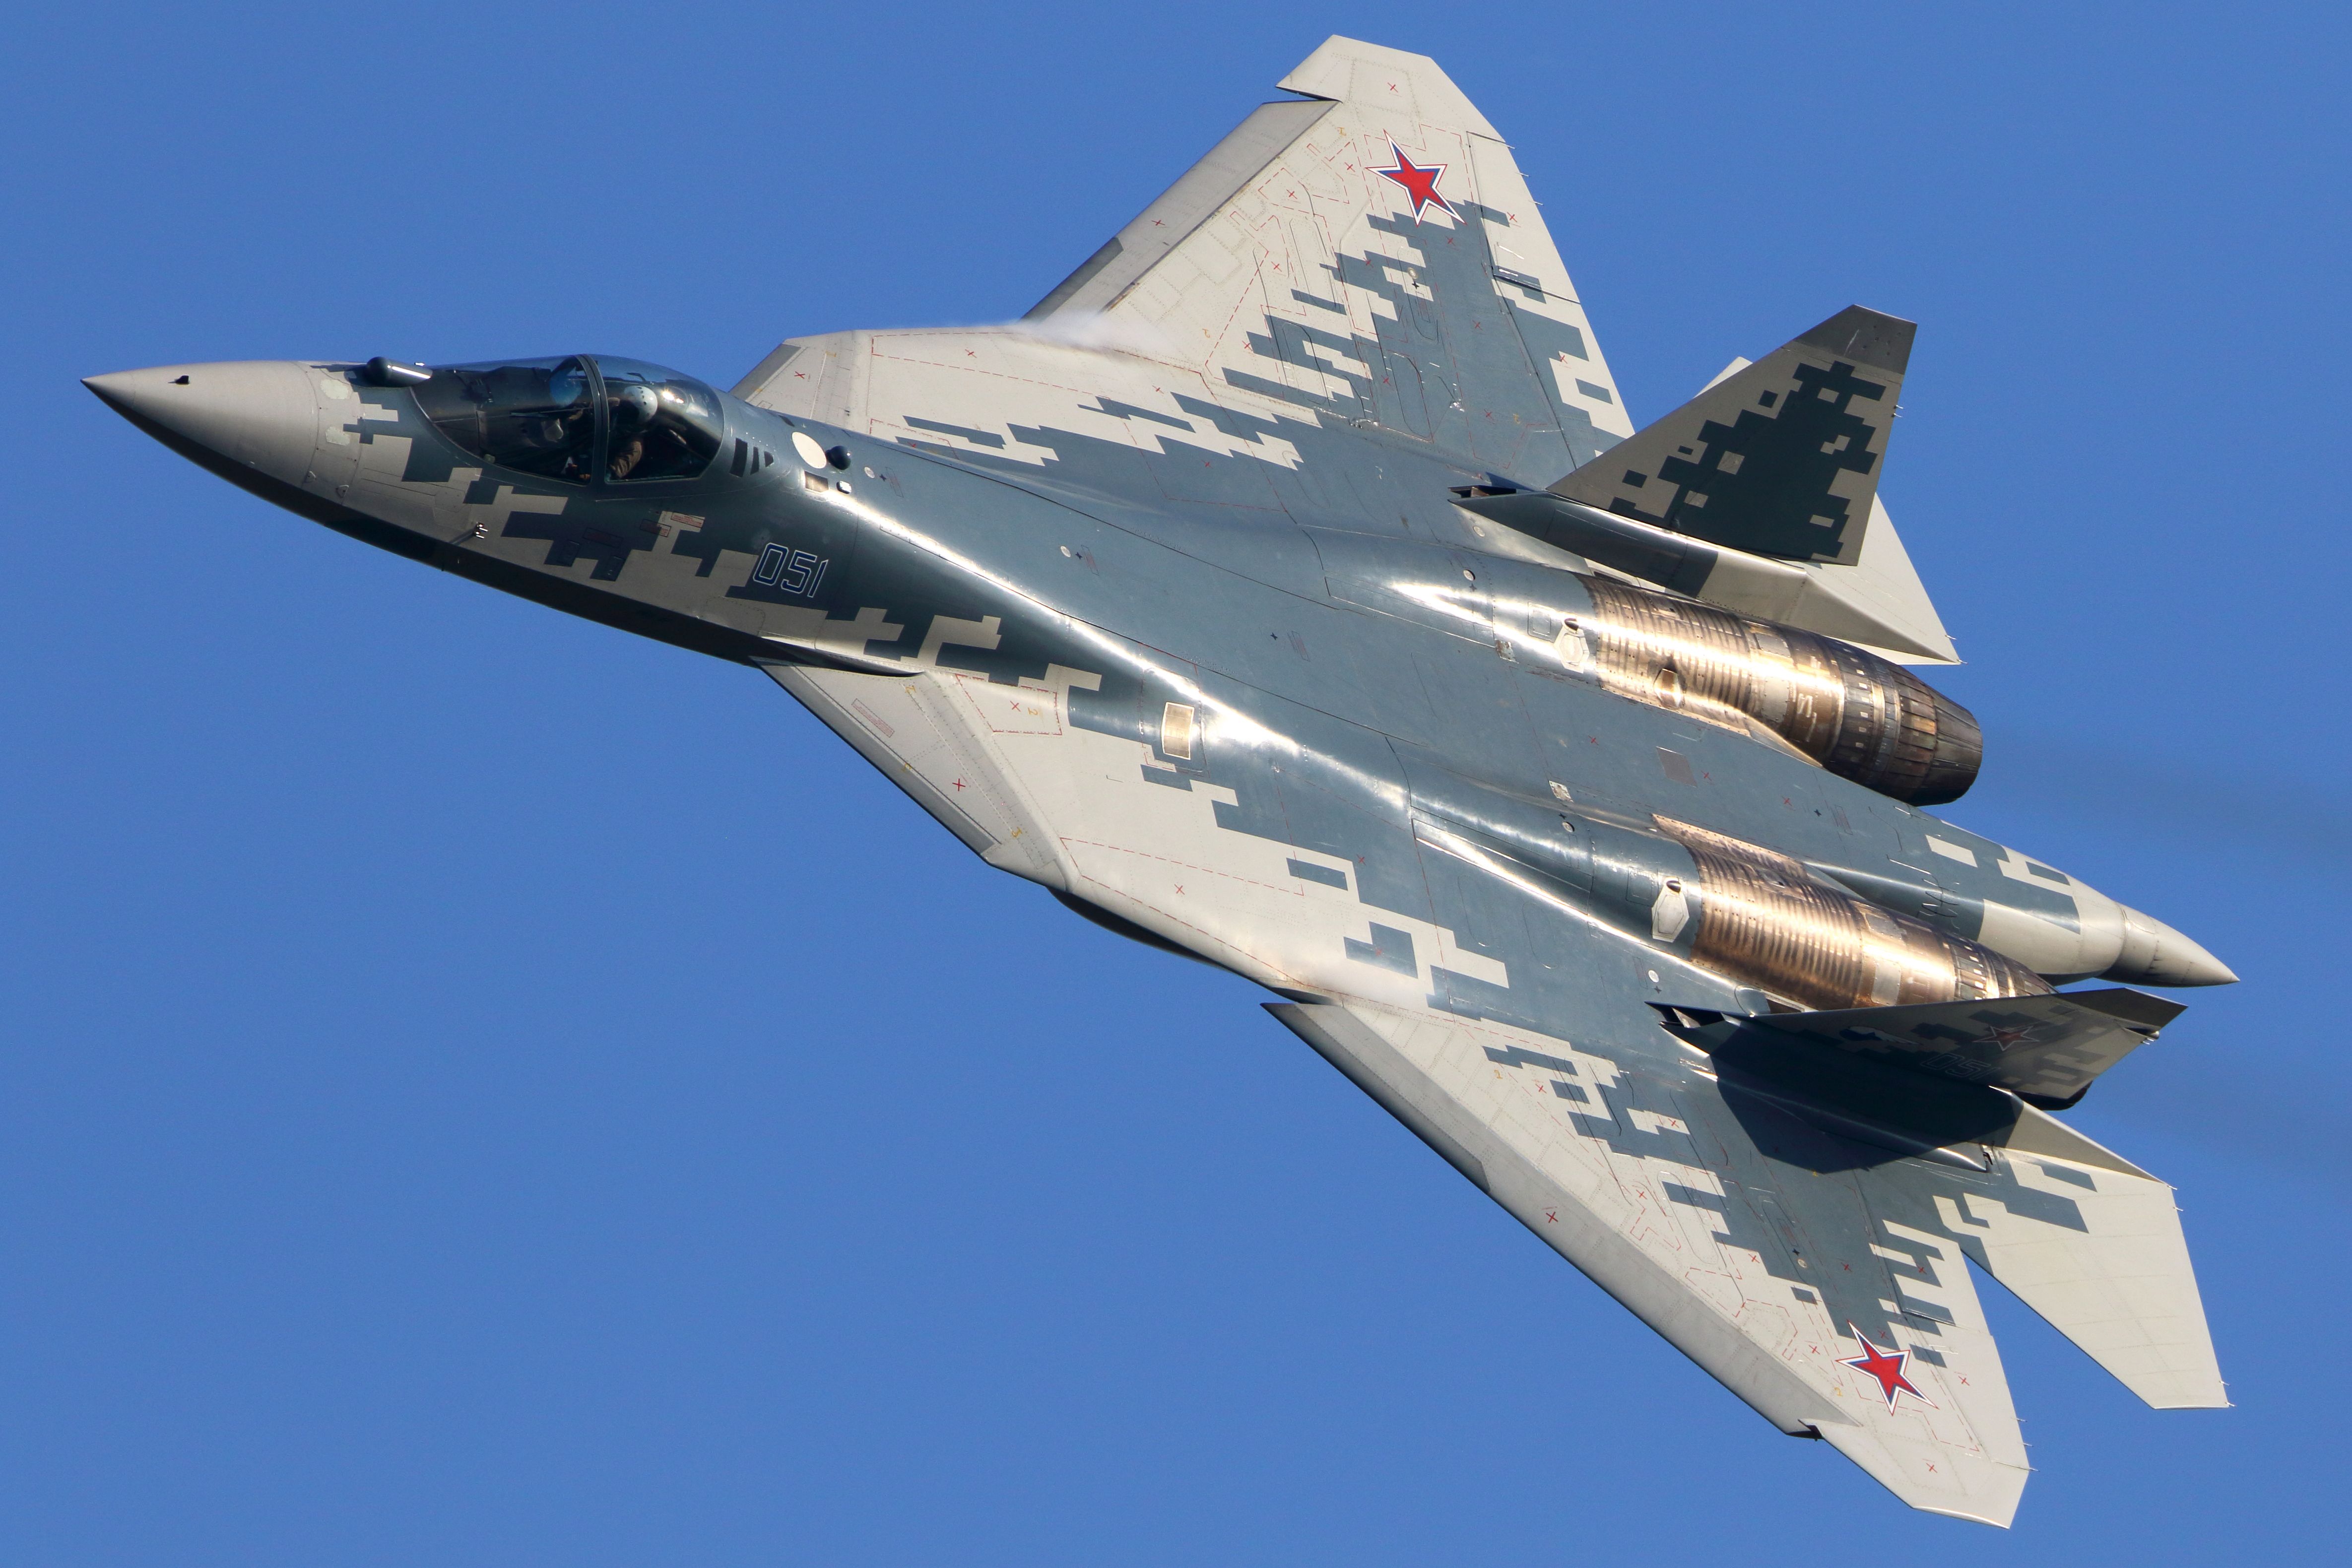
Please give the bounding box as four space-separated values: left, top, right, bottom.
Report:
1571 576 1982 806
1650 819 2048 1010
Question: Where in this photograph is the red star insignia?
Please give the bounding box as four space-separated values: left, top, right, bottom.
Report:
1839 1325 1934 1412
1372 142 1454 220
1975 1022 2043 1050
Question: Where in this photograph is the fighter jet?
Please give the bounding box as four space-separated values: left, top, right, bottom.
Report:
87 36 2230 1526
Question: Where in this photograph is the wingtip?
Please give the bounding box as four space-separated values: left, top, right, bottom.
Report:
1819 1427 2026 1529
1797 306 1916 375
1917 1502 2020 1529
1275 37 1500 137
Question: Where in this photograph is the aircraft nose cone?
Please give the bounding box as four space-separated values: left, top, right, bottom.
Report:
2101 905 2238 987
84 361 321 489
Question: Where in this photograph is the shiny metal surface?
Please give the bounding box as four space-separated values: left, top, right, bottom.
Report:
1574 576 1982 804
364 357 432 387
1655 818 2048 1011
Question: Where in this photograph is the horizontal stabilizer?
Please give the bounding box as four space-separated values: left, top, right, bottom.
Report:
1548 306 1913 568
1753 988 2186 1110
1659 1005 2224 1412
1924 1109 2228 1409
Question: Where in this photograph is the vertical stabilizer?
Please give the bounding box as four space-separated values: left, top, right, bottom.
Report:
1549 306 1913 567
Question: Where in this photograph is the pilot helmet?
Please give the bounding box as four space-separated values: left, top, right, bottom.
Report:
546 363 589 408
610 382 661 431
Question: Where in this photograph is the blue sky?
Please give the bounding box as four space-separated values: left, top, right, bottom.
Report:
8 3 2348 1562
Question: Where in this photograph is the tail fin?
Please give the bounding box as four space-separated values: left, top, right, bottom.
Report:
1549 306 1913 567
1932 1108 2227 1409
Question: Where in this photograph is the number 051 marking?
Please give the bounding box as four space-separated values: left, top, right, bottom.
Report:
753 544 830 596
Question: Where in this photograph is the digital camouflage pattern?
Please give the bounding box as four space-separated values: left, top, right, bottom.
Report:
88 37 2232 1527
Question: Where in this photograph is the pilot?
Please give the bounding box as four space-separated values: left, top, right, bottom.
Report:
607 381 662 480
517 406 593 482
541 362 594 480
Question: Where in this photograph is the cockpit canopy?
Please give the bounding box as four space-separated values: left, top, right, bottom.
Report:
412 356 725 485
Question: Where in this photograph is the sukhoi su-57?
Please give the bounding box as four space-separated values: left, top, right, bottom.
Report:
88 37 2233 1527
